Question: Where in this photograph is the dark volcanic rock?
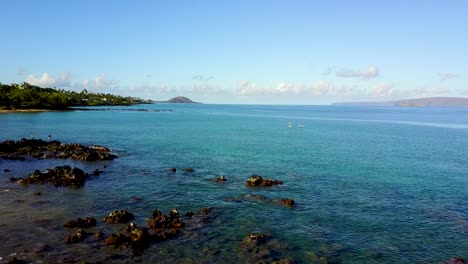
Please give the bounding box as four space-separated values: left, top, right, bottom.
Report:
15 166 89 187
127 224 151 248
103 210 134 224
105 223 151 249
197 207 214 216
6 257 26 264
244 232 269 245
185 211 195 217
239 232 292 263
245 175 283 187
33 243 51 254
105 233 128 246
0 138 117 161
280 199 295 206
148 208 185 229
92 169 103 176
183 168 194 173
65 229 89 243
64 217 97 228
216 176 227 182
95 230 104 238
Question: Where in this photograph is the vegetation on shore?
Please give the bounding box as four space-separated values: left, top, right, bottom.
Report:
0 82 151 110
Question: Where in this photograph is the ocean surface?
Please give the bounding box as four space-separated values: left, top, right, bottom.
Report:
0 104 467 263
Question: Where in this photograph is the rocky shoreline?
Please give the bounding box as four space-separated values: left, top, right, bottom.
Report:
0 138 117 161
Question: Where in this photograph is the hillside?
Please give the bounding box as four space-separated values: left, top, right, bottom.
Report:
333 97 468 107
166 96 199 103
0 82 151 110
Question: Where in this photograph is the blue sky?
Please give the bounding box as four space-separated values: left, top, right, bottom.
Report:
1 0 467 104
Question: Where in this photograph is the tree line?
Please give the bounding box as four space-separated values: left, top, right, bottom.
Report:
0 82 151 110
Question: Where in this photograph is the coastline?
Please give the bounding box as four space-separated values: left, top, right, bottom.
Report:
0 109 64 113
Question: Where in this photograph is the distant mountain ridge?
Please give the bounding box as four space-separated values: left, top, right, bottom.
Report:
333 97 468 107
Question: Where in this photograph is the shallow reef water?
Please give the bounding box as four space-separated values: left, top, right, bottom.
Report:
1 104 467 263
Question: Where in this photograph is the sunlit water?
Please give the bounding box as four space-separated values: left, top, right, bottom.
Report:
0 104 467 263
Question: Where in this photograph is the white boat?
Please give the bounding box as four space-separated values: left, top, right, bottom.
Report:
288 122 292 128
298 123 304 128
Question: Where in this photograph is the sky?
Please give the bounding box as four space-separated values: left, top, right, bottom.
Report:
1 0 467 104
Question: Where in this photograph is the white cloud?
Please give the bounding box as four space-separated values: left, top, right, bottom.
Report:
439 73 458 81
276 82 293 93
24 72 121 94
154 84 171 93
309 80 333 95
188 84 231 96
81 79 90 90
25 72 72 88
235 80 274 96
337 65 379 79
94 74 119 90
370 83 395 97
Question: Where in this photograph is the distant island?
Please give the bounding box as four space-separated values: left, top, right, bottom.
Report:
333 97 468 108
157 96 200 104
0 82 151 111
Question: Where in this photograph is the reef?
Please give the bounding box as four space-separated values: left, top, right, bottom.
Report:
63 217 97 228
245 175 283 187
0 138 117 161
103 210 135 224
10 166 89 187
239 232 294 263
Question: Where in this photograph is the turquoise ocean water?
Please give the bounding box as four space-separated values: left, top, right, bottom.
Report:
0 104 467 263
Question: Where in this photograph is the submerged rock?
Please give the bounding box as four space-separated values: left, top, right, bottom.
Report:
33 243 50 254
245 233 269 244
183 168 194 173
280 198 295 206
64 217 97 228
216 176 227 182
105 223 151 249
91 169 103 176
245 175 283 187
239 232 293 263
148 208 185 229
225 194 294 208
444 257 466 264
197 207 214 216
65 229 89 243
14 166 89 187
105 233 128 246
185 211 195 217
6 257 26 264
103 210 134 224
95 230 104 238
